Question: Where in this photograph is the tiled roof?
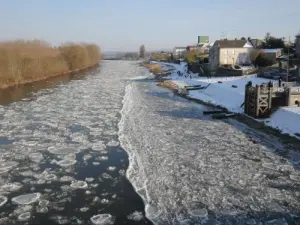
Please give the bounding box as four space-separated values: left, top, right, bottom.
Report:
217 40 247 48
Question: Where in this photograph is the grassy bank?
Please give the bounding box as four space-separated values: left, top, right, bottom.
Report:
142 62 162 73
0 40 102 89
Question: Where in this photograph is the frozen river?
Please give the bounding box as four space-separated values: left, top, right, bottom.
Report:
0 61 300 225
0 61 152 225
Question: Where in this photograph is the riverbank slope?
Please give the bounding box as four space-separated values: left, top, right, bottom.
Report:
148 61 300 139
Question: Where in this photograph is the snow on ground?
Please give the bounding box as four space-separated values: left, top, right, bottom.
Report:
266 107 300 135
159 62 300 137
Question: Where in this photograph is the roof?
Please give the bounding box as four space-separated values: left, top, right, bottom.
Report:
217 40 249 48
249 39 264 48
262 48 282 53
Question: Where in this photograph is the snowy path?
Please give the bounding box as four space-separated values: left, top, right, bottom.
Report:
120 81 300 225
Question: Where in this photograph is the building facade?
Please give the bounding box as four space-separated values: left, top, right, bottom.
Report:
209 40 253 71
296 33 300 78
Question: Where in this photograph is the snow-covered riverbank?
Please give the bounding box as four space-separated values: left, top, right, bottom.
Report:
155 61 300 138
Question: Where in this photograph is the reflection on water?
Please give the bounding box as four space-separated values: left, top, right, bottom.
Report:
0 69 98 105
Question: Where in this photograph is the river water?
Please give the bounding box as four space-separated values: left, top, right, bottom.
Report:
0 61 300 225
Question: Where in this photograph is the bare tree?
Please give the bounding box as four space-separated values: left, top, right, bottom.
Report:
139 45 146 58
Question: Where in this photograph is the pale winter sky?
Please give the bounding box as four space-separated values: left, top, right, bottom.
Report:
0 0 299 52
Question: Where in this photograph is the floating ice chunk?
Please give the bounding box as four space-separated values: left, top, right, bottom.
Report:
29 152 44 163
0 168 9 174
289 174 300 182
57 216 70 224
107 166 116 172
70 180 88 189
93 197 100 202
1 183 22 192
1 161 18 170
90 214 114 225
146 204 160 219
246 219 257 225
189 208 208 218
179 219 193 225
92 142 106 151
103 130 117 136
60 176 74 182
85 177 94 183
47 146 79 155
93 162 100 166
18 212 31 222
262 163 278 171
107 141 119 147
36 206 48 213
119 169 125 176
265 218 288 225
127 211 144 221
0 196 8 207
36 171 57 181
99 156 108 161
102 173 113 179
80 207 89 212
63 153 77 160
101 199 109 204
83 154 92 161
56 159 77 167
39 199 49 207
12 193 41 205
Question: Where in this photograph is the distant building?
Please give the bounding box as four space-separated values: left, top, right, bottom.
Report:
198 42 213 54
198 36 209 45
261 48 283 62
295 32 300 77
173 47 186 57
209 39 253 71
186 45 197 52
248 39 264 49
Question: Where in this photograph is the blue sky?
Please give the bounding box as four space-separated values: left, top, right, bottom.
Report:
0 0 299 52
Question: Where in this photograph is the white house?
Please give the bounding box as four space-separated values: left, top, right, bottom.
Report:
173 47 186 57
209 39 253 71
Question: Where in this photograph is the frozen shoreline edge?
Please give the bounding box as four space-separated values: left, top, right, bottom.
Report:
118 82 156 224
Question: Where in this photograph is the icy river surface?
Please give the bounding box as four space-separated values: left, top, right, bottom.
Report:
1 61 300 225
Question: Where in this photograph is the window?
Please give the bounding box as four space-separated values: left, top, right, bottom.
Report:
224 50 228 55
232 49 235 55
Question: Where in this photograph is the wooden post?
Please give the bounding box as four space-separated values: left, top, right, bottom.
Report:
244 85 248 114
268 87 272 115
256 85 260 117
287 87 292 106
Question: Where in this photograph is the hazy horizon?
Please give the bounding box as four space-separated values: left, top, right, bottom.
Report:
1 0 299 52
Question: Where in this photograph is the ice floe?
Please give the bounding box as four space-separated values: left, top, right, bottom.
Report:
0 196 8 207
90 214 114 225
56 159 77 167
47 146 79 155
70 180 88 189
127 211 144 221
12 193 41 205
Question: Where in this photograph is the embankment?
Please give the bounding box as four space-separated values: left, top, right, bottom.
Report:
0 40 102 89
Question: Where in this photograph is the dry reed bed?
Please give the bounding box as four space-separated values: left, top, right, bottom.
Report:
0 40 102 88
156 81 178 90
143 63 162 74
